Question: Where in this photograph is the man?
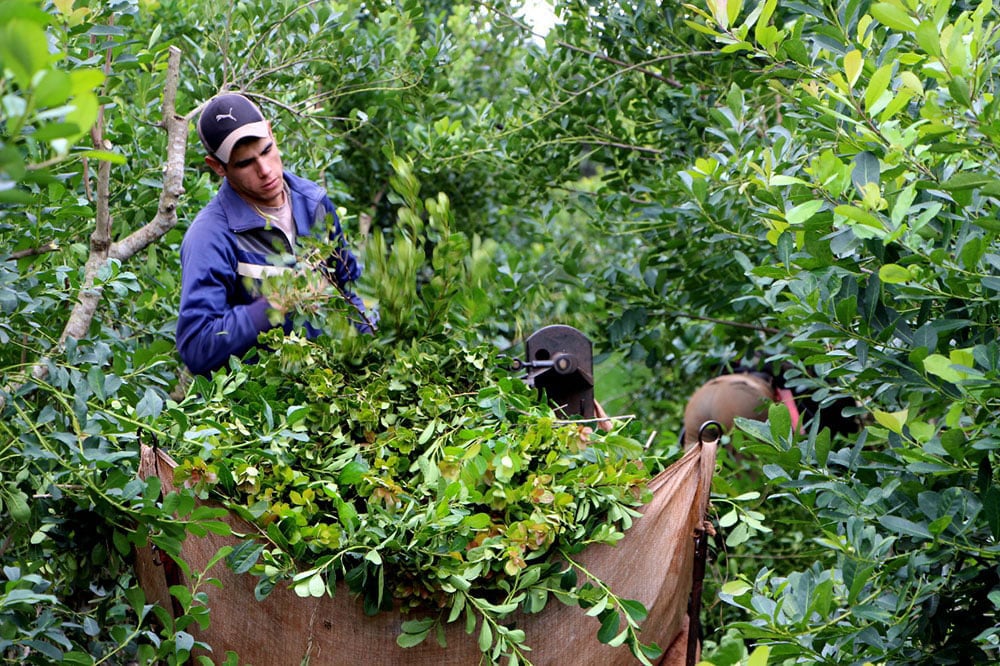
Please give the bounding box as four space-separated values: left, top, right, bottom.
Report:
681 371 800 447
680 364 860 447
176 92 373 376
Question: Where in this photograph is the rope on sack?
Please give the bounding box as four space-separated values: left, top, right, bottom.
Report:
138 429 185 619
687 420 722 666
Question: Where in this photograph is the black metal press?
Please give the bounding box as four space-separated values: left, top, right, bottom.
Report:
507 324 595 419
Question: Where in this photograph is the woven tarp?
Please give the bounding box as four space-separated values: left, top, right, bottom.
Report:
135 437 717 665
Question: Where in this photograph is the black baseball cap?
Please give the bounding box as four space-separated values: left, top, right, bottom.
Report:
197 93 270 164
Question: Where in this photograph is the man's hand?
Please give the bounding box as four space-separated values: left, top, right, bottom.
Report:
264 270 329 318
594 399 613 432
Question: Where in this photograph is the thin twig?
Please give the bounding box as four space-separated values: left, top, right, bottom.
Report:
10 244 58 260
673 312 783 336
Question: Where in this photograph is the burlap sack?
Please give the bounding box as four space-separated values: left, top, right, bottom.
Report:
135 437 717 666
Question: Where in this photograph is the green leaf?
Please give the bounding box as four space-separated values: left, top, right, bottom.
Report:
785 200 824 225
768 400 792 440
928 515 952 536
226 540 264 575
873 408 907 433
620 598 648 623
136 388 164 419
0 19 50 88
938 173 997 191
879 515 932 540
948 77 971 108
339 460 368 486
878 263 911 283
597 610 620 644
870 3 917 32
844 50 863 89
7 490 30 522
984 487 1000 539
726 83 745 118
851 151 881 191
397 630 430 648
477 619 493 652
865 63 892 111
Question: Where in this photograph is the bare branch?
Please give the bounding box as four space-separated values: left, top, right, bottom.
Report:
57 24 117 345
110 46 188 261
6 46 189 403
10 243 59 260
673 312 784 336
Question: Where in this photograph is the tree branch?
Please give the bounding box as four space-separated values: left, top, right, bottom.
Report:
673 312 783 336
18 46 188 391
10 243 59 260
57 25 117 346
110 46 188 261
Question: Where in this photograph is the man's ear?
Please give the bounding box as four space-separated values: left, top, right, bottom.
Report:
205 155 227 178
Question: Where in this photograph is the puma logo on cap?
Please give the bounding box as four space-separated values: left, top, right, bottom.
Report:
215 108 238 123
197 93 270 163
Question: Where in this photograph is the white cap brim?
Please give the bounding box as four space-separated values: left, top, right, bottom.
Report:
215 120 270 164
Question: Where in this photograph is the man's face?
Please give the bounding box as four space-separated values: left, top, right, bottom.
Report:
206 128 285 208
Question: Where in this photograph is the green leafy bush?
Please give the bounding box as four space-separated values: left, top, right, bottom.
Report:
157 161 658 663
681 0 1000 663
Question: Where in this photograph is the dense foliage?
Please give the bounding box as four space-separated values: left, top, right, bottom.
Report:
2 0 1000 665
161 169 656 663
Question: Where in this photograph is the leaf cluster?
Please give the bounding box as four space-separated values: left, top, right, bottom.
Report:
156 162 659 662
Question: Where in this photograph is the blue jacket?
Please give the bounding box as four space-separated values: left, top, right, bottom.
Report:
176 171 369 375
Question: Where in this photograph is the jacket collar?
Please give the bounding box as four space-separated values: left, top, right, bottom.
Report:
217 171 325 234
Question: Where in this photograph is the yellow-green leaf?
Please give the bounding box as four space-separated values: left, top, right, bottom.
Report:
914 20 942 56
307 573 325 597
748 645 772 666
720 579 752 596
0 19 51 89
33 69 71 108
878 263 911 283
879 89 915 121
951 348 975 370
785 200 824 225
78 150 127 165
865 63 893 111
69 68 106 96
835 204 884 231
873 408 908 434
684 19 724 37
870 3 917 32
923 354 964 383
844 50 863 89
64 92 100 145
727 0 744 28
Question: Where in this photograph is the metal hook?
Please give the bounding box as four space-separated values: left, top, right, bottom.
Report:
697 420 724 444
